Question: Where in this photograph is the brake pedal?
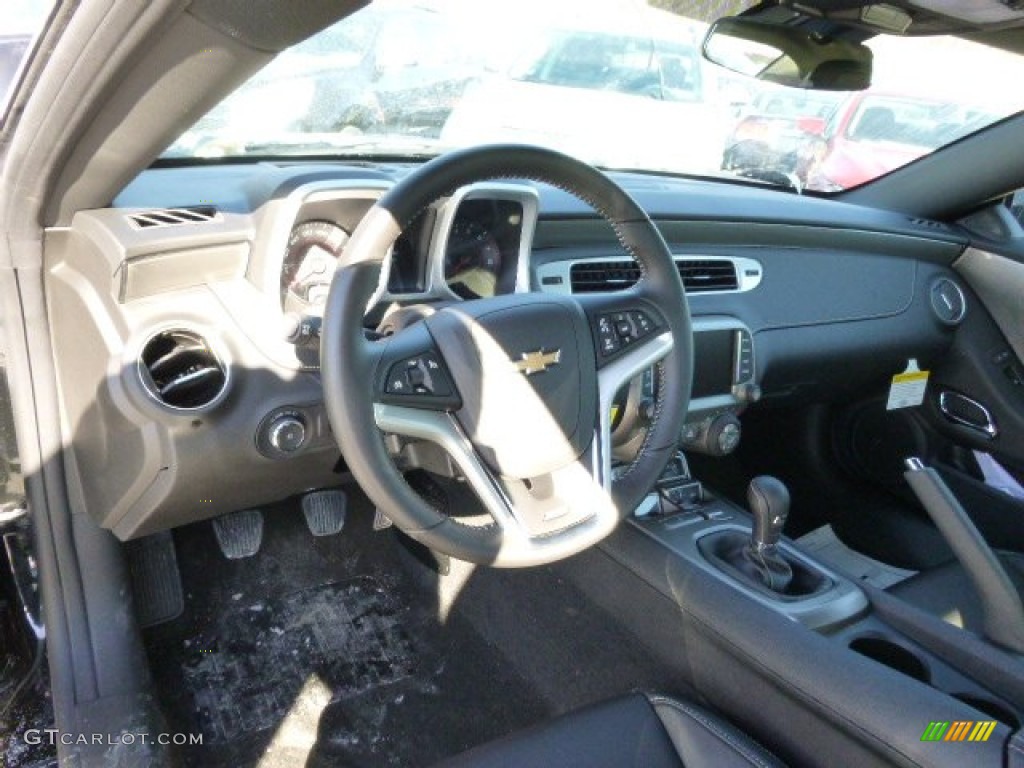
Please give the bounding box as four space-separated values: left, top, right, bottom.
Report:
301 489 347 537
212 509 264 559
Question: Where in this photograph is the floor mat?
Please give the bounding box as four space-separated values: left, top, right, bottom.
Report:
182 579 415 746
796 524 918 589
145 495 549 767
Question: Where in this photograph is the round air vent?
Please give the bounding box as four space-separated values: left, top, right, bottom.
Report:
138 329 229 411
929 277 966 326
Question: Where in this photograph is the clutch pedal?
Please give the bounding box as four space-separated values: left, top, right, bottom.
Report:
301 489 347 537
126 531 183 627
211 509 264 559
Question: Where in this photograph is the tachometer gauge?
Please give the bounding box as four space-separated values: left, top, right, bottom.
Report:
444 219 502 299
280 220 349 312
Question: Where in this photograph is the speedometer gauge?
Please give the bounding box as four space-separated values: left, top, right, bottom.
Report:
443 219 502 299
280 220 349 312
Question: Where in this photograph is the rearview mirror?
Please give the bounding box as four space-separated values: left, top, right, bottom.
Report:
702 17 872 91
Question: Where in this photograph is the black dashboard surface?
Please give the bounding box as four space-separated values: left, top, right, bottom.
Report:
46 159 970 538
122 162 968 247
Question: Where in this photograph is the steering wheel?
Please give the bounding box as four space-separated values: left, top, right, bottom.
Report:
322 145 692 567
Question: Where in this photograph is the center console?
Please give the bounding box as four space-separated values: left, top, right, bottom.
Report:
631 463 867 630
578 457 1023 767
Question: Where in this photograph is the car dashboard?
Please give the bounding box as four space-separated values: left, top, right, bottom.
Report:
43 161 969 540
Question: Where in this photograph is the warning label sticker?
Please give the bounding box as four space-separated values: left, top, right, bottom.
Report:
887 359 930 410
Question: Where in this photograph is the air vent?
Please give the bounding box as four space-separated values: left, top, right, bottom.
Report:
569 261 642 293
908 217 948 232
138 329 229 411
569 258 738 293
127 206 219 229
677 259 739 291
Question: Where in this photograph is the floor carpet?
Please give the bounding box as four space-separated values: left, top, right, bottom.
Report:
143 491 549 767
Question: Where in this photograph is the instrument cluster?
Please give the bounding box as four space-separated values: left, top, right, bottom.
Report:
278 185 538 311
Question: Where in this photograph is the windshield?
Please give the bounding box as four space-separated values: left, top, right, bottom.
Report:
0 0 53 122
162 0 1024 192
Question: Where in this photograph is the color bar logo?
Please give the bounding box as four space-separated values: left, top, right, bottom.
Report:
921 721 997 742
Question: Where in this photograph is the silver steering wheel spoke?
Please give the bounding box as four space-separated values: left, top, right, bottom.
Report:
372 402 630 565
596 331 674 480
372 403 524 537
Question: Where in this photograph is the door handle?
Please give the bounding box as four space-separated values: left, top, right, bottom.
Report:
939 390 998 439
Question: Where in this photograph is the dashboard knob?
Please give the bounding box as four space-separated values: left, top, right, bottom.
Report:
733 382 762 404
267 415 307 454
705 413 742 456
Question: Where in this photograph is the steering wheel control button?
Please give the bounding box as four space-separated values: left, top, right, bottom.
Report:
379 350 460 409
387 354 452 396
632 311 654 334
596 316 620 356
595 310 658 357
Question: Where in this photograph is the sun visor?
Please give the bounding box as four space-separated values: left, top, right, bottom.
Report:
187 0 369 52
903 0 1024 25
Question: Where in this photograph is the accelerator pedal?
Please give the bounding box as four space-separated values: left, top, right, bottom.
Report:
126 531 184 627
212 509 264 559
301 489 347 537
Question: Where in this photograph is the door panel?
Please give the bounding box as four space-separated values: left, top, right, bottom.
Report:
916 249 1024 474
957 247 1024 363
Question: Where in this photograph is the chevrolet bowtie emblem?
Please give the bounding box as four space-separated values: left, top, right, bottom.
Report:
514 349 561 376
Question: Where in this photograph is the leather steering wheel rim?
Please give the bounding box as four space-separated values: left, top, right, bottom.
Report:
322 144 692 566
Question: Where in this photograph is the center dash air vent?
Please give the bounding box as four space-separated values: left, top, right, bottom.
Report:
908 217 949 232
570 258 738 293
138 329 229 411
127 206 219 229
570 261 642 292
677 259 739 291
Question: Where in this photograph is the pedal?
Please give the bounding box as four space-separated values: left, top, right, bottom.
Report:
372 509 394 531
211 509 264 559
301 489 347 537
126 531 183 628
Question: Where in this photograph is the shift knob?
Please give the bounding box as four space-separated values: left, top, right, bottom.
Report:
747 476 790 551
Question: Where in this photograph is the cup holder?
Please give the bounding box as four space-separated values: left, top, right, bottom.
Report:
849 636 930 684
952 694 1021 729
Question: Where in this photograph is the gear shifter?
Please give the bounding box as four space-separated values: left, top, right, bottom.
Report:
696 475 829 599
748 476 789 551
744 476 794 592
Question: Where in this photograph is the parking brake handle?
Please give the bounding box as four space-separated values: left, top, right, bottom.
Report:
904 457 1024 654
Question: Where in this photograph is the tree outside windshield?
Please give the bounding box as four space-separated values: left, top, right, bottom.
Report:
164 0 1024 192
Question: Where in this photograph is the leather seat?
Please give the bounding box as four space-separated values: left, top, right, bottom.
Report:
435 692 785 768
